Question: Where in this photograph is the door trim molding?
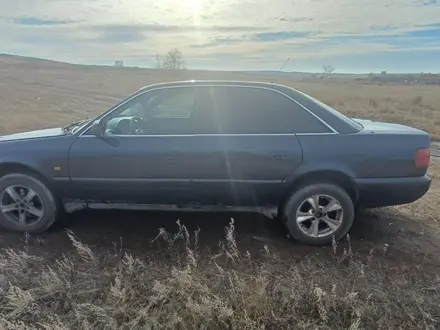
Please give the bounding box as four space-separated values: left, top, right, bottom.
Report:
70 178 191 183
79 132 337 138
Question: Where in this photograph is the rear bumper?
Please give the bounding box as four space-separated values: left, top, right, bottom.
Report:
354 174 431 208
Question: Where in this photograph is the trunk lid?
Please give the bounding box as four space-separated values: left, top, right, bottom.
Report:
352 118 427 135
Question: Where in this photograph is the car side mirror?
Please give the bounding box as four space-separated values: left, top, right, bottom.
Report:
88 119 106 136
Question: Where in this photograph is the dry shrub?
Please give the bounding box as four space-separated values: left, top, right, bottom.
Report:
412 96 423 106
368 98 378 108
0 220 439 329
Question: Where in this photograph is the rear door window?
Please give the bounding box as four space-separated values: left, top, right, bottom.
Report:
191 86 332 134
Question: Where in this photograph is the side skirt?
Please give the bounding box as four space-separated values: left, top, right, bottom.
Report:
63 199 279 219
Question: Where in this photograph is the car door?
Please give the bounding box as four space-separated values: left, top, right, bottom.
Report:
189 85 332 206
68 86 196 204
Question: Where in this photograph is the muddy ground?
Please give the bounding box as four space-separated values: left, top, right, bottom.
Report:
1 206 439 272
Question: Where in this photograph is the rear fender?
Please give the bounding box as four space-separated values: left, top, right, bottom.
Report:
282 163 359 204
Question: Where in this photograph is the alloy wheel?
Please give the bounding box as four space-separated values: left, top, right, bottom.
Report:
295 194 343 238
0 185 45 227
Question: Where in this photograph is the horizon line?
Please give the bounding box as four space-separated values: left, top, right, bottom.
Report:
1 53 439 76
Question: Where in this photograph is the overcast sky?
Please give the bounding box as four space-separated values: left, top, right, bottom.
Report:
1 0 440 73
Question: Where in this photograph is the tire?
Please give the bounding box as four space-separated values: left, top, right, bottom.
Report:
282 183 355 246
0 173 58 233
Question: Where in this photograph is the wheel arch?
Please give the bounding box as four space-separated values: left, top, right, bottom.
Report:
281 169 359 208
0 162 54 190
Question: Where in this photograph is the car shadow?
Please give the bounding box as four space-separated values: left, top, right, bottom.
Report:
0 208 429 262
50 209 289 253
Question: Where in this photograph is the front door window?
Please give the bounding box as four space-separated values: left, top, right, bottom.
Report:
102 87 196 136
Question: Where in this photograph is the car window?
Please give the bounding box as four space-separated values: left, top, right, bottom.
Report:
117 88 195 119
294 89 363 130
104 87 196 135
151 89 195 118
191 86 332 134
119 102 144 117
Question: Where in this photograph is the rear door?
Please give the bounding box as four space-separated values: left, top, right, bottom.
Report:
189 85 330 206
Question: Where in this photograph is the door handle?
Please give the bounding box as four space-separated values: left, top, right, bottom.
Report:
164 156 177 162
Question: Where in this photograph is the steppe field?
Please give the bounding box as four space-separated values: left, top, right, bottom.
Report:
0 54 440 329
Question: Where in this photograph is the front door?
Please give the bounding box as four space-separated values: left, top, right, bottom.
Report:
68 86 197 204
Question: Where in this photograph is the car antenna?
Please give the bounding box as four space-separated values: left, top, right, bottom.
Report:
279 57 290 72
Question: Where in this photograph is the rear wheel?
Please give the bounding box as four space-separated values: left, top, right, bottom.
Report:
282 183 355 246
0 173 57 233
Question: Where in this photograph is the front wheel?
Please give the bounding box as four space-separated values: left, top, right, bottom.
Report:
282 183 355 246
0 173 58 233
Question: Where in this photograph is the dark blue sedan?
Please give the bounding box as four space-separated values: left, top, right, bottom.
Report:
0 81 431 245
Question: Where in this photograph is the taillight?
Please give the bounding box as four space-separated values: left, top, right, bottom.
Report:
415 148 430 168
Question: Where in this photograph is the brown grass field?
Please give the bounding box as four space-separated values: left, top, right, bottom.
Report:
0 55 440 329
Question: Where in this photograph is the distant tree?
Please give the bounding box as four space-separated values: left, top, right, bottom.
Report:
323 64 335 77
368 72 374 84
381 71 387 75
114 60 124 67
161 49 186 70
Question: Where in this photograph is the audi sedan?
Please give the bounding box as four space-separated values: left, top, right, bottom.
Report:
0 80 431 245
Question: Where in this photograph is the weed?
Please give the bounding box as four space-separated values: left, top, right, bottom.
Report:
0 222 438 329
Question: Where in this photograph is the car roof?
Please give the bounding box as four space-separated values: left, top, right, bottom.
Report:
138 80 288 91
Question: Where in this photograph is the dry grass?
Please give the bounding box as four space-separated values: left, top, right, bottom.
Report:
1 55 440 140
293 81 440 140
0 221 439 330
